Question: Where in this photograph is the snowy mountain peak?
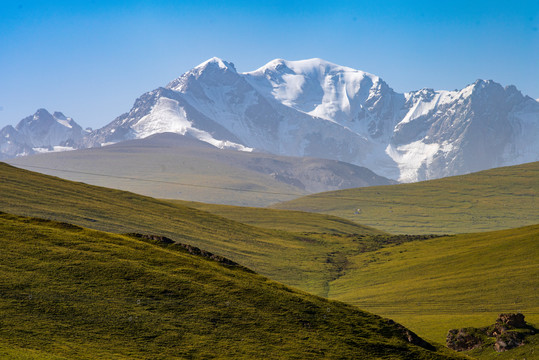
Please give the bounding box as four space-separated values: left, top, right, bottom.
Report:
466 79 521 96
19 109 76 130
457 79 500 99
456 79 526 104
248 58 373 78
244 58 390 125
35 108 49 116
194 57 237 73
30 108 51 122
166 57 239 92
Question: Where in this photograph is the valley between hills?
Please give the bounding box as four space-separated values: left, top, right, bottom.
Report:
0 160 537 359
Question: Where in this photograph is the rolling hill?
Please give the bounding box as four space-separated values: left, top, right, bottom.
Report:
167 199 384 234
0 212 462 359
6 132 393 207
169 199 539 348
272 161 539 234
0 161 383 297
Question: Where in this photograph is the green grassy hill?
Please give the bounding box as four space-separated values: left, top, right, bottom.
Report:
326 225 539 345
0 212 461 359
272 162 539 234
0 162 382 298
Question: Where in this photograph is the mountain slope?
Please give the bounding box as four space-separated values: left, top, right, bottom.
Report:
0 212 462 359
273 161 539 234
7 132 394 206
84 57 539 182
0 109 85 159
5 59 536 182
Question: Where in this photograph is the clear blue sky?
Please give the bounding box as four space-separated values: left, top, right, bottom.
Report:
1 0 538 129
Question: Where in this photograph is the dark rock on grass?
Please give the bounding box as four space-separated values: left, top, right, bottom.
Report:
446 328 483 351
174 242 240 267
496 313 526 328
386 319 436 351
447 313 535 352
127 233 175 244
126 233 243 267
494 330 526 352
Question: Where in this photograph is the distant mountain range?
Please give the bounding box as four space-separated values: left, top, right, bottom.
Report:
2 58 538 182
0 109 87 160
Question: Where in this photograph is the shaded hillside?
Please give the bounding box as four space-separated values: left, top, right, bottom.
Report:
273 162 539 234
7 132 393 207
0 213 462 359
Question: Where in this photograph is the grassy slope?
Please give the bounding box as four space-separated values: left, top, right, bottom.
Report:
0 213 462 359
272 162 539 234
327 225 539 345
0 162 382 298
167 199 385 234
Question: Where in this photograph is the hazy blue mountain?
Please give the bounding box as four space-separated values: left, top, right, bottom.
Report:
0 109 86 159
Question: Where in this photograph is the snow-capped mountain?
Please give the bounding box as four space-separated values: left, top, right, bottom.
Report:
388 81 539 181
6 59 538 182
0 109 86 159
86 57 538 182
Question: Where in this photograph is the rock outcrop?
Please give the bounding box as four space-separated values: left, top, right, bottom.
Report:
127 233 242 267
446 313 535 352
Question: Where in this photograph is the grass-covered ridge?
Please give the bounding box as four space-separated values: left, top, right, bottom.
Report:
0 212 462 359
272 161 539 234
167 199 385 234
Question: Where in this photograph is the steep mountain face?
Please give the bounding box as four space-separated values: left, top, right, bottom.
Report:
85 58 538 182
243 59 404 179
0 109 85 159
